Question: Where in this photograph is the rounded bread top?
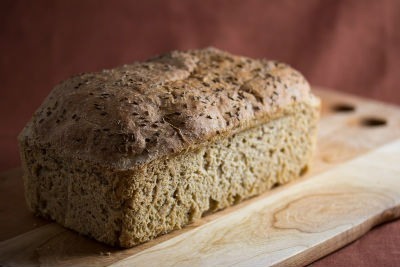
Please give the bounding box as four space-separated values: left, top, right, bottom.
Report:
19 48 318 170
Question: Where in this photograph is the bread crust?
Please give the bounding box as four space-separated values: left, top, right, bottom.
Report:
18 47 319 170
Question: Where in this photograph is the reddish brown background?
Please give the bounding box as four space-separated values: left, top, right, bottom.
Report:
1 0 399 265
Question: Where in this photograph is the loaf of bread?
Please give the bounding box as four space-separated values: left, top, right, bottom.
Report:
19 48 320 247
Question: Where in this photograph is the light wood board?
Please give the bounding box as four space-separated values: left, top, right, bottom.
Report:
1 88 400 267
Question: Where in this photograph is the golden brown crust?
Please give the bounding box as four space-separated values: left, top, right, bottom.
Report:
19 47 318 170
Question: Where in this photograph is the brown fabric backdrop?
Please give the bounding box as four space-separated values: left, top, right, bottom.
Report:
1 0 399 265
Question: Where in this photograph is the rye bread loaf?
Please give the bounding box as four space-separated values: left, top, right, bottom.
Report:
18 48 320 247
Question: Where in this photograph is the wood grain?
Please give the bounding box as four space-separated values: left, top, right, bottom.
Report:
1 88 400 267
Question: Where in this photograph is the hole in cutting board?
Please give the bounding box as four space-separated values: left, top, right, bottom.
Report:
331 103 355 113
360 117 387 127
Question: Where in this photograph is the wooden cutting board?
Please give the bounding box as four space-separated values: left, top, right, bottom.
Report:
1 88 400 267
